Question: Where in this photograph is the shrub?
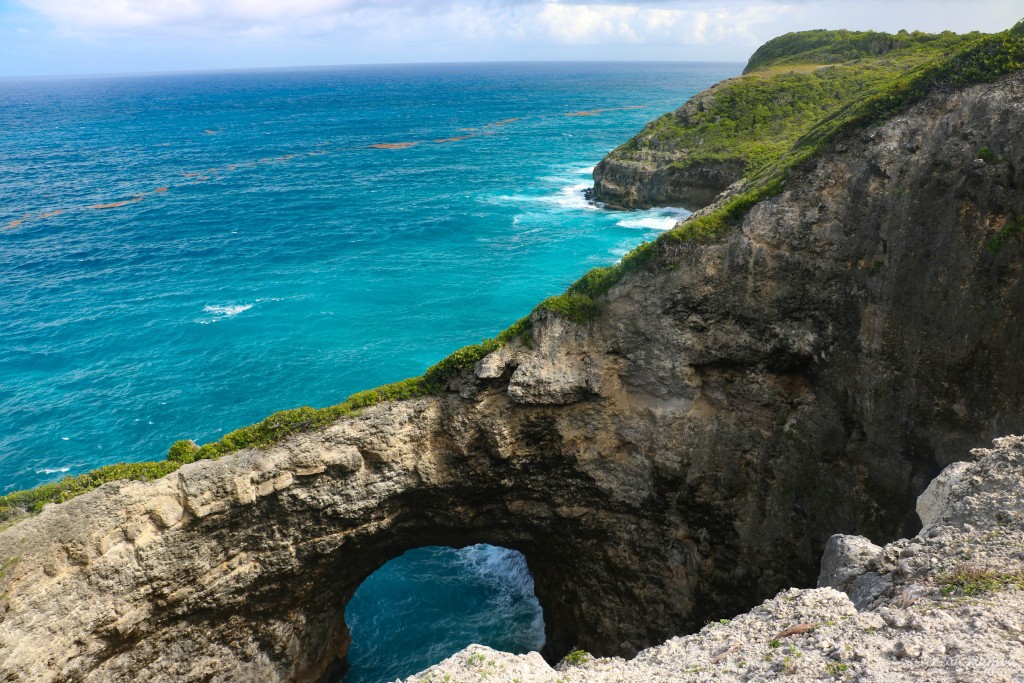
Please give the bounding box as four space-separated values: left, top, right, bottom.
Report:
536 292 599 323
167 439 199 464
987 216 1024 254
977 145 1001 163
563 649 590 666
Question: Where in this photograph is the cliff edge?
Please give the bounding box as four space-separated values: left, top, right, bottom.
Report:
408 435 1024 682
590 28 998 210
0 62 1022 681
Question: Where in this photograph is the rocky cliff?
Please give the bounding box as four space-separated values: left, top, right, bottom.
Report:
407 435 1024 681
589 28 1002 211
590 77 747 210
0 66 1023 683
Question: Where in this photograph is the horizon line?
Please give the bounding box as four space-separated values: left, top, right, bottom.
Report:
0 58 747 82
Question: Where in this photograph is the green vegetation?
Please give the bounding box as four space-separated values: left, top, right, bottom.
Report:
3 23 1024 525
987 215 1024 254
937 563 1024 596
977 145 1003 163
587 22 1024 303
618 29 981 184
825 661 850 676
744 28 975 73
563 649 590 666
0 460 181 526
0 556 18 579
536 292 599 323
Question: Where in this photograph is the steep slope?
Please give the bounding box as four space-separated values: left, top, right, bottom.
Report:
590 29 983 210
0 67 1022 682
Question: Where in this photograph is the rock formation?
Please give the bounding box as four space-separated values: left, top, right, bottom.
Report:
407 436 1024 681
403 438 1024 683
591 79 746 210
1 70 1023 683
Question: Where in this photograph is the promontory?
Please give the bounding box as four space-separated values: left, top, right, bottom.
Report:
1 23 1023 683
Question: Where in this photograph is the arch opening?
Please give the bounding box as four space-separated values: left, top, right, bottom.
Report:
337 544 546 683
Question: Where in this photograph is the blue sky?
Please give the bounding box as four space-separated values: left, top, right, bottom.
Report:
1 0 1021 77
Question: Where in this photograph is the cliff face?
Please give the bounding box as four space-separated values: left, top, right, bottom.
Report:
590 80 746 210
589 28 993 211
0 72 1023 682
409 436 1024 682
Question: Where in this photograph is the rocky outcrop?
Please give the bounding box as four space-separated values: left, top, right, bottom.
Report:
591 150 742 211
591 81 745 210
407 437 1024 681
1 72 1023 682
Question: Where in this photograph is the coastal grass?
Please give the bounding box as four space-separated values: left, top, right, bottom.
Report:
613 23 1024 220
616 29 977 185
937 562 1024 597
3 23 1023 525
577 22 1024 303
743 28 977 73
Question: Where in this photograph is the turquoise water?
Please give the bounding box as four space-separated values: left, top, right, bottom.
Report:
0 62 738 681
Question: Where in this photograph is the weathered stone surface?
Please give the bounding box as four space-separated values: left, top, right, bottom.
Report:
591 80 746 210
818 534 883 594
406 437 1024 682
1 72 1024 682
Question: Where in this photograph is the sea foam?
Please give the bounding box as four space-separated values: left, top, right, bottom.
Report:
201 303 253 320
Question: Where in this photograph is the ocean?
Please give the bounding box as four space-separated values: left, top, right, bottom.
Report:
0 61 739 682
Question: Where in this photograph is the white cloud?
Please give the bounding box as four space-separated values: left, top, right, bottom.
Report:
18 0 789 37
530 3 783 46
15 0 1019 41
7 0 1022 75
20 0 390 32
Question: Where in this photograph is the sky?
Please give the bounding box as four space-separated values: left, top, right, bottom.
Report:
0 0 1021 77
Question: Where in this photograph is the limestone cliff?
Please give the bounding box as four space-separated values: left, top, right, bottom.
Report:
590 78 746 210
0 65 1023 683
408 436 1024 681
589 28 1001 211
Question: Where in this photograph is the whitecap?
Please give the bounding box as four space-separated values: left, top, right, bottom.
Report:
37 466 70 474
200 303 253 323
454 545 546 649
616 207 691 231
61 436 70 441
534 182 597 212
487 184 594 212
617 215 680 231
455 544 538 603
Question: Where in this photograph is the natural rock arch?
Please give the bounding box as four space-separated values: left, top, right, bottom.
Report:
0 391 716 681
2 74 1024 682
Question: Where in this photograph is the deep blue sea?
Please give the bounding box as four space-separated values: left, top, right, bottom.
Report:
0 61 738 682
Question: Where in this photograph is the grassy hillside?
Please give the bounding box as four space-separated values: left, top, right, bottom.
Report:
743 28 973 73
2 22 1023 525
613 29 982 182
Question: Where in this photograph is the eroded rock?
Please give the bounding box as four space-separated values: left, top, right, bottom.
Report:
407 437 1024 682
0 72 1023 682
